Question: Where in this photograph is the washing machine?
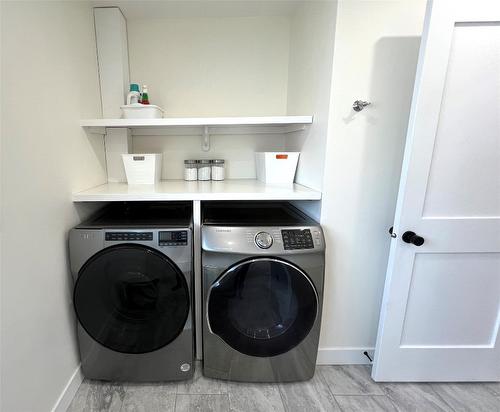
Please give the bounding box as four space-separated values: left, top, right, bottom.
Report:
201 201 325 382
69 202 194 382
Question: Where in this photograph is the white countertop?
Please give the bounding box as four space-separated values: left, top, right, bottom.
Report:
72 180 322 202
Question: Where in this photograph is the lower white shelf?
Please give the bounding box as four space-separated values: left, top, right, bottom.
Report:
72 179 322 202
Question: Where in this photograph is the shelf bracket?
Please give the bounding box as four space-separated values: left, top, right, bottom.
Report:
282 124 307 134
84 126 106 135
202 126 210 151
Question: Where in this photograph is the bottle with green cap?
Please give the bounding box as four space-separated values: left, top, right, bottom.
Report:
127 83 140 105
141 84 150 105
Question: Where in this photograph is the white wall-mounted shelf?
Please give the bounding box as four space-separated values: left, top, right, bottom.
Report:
72 179 321 202
81 115 312 135
80 115 312 129
81 115 313 151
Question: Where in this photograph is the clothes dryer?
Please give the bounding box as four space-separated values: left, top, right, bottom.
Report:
202 202 325 382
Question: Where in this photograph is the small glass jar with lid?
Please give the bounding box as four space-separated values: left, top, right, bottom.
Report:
211 159 225 181
184 159 198 181
198 159 211 181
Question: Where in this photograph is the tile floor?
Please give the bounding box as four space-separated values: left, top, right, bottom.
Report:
67 363 500 412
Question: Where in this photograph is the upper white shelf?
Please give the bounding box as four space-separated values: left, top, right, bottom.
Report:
72 179 321 202
80 115 313 138
80 115 313 129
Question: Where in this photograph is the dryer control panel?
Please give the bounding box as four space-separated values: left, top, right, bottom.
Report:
282 229 314 250
202 226 324 254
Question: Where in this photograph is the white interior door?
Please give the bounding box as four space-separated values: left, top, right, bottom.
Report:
372 0 500 382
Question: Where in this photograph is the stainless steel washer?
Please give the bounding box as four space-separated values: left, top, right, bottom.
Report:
69 202 194 382
201 202 325 382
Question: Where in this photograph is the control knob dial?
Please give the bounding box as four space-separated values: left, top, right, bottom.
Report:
254 232 273 249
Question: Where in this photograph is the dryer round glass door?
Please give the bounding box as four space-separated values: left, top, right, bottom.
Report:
74 244 190 354
207 257 318 357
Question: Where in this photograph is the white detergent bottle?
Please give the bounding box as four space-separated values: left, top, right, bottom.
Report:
127 83 141 105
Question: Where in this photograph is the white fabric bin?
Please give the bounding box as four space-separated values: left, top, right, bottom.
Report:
255 152 300 185
122 154 162 184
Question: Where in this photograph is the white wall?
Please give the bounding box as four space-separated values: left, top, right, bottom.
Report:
127 16 290 117
132 133 286 180
94 7 130 118
286 1 337 191
127 14 292 179
318 0 426 362
0 2 105 411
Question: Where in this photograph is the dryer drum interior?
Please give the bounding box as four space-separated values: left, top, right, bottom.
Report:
74 244 190 354
207 257 318 357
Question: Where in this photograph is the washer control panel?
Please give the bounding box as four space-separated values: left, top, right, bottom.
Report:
254 232 273 249
159 230 188 246
105 232 153 241
281 229 314 250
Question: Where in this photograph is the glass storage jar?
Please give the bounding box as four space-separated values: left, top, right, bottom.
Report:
184 159 198 181
211 159 225 181
198 159 211 181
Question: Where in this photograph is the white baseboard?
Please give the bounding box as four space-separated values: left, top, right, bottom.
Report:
52 364 83 412
317 347 375 365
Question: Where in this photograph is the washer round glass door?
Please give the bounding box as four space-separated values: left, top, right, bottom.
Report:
207 257 318 357
74 244 190 354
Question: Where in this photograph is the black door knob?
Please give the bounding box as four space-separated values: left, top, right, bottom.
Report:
388 226 397 238
402 231 424 246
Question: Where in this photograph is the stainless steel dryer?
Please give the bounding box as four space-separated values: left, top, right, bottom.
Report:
201 202 325 382
69 202 194 382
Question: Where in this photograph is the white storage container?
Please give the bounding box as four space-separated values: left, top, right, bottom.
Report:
255 152 300 185
121 103 164 119
122 154 162 184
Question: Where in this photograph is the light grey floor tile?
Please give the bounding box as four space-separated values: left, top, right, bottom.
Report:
228 381 284 412
66 381 91 412
176 363 227 394
484 382 500 396
66 380 125 412
124 381 178 395
279 371 341 412
320 365 385 395
431 383 500 412
66 375 500 412
382 383 452 412
121 383 176 412
175 394 230 412
335 395 397 412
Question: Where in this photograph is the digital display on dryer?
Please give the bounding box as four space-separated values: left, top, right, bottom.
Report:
159 231 188 246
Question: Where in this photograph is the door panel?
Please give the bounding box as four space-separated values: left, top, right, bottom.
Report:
373 1 500 381
401 253 500 347
422 22 500 218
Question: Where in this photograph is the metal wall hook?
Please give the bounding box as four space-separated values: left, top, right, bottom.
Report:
352 100 371 112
